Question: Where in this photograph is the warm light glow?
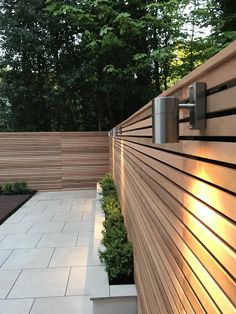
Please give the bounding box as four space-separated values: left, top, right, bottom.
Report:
181 237 234 313
112 138 115 179
187 173 230 245
182 167 235 313
120 140 125 206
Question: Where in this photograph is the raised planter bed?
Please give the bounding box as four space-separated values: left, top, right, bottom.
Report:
90 183 137 314
0 193 34 224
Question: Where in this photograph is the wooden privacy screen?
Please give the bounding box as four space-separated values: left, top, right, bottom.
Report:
0 132 109 190
110 41 236 314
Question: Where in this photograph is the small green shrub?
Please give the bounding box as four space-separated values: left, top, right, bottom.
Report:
99 241 133 281
0 181 29 195
99 173 116 196
101 223 127 246
1 183 14 195
13 181 28 194
101 194 120 216
100 188 117 198
98 174 133 283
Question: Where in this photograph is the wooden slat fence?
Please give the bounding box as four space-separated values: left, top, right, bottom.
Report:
0 132 109 190
110 41 236 313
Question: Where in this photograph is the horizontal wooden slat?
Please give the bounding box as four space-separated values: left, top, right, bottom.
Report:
115 140 236 223
115 140 236 244
114 146 225 313
180 114 236 136
115 138 236 196
114 141 236 310
111 43 236 314
122 117 152 132
61 132 109 190
121 114 236 137
0 132 109 190
180 86 236 119
117 137 236 164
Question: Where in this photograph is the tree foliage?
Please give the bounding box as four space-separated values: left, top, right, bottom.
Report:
0 0 235 131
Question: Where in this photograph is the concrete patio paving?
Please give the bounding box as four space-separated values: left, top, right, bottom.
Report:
0 190 109 314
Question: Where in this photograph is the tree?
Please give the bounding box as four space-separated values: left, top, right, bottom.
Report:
0 0 235 131
0 0 96 131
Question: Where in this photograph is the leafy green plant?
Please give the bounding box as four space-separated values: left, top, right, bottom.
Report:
0 181 29 195
101 194 120 216
98 174 133 283
102 221 127 247
99 173 116 196
99 241 133 281
13 181 29 194
1 183 14 195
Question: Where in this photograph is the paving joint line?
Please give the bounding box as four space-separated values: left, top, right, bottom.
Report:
29 297 36 314
46 247 56 268
35 233 44 248
64 267 72 297
5 269 23 299
0 249 14 268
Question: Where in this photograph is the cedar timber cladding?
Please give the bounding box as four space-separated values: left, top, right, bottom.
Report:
0 132 109 190
110 41 236 314
61 132 109 190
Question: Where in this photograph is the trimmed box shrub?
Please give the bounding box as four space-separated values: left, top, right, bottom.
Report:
98 174 134 284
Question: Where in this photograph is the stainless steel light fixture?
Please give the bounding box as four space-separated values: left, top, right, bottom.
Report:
152 82 206 144
111 128 117 137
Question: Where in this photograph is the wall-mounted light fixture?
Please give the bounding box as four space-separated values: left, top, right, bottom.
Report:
111 128 117 137
152 82 206 144
116 126 122 136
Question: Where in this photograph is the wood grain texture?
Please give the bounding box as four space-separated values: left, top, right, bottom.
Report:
110 43 236 314
0 132 109 190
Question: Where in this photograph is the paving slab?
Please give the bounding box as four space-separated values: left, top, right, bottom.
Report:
82 211 95 221
63 221 94 232
42 200 63 208
77 232 94 246
28 222 64 234
66 266 109 297
5 213 26 224
21 214 54 223
0 189 101 314
70 205 88 213
8 268 70 298
31 296 93 314
17 205 46 215
51 212 83 222
0 299 33 314
0 250 12 267
0 234 42 249
0 223 32 235
49 247 90 267
33 192 56 200
0 270 21 299
1 248 54 270
37 232 78 248
43 204 72 214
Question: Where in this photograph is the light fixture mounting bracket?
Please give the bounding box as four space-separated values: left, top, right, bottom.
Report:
179 82 206 130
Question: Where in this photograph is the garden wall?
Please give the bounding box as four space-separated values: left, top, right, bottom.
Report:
0 132 109 190
110 42 236 313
